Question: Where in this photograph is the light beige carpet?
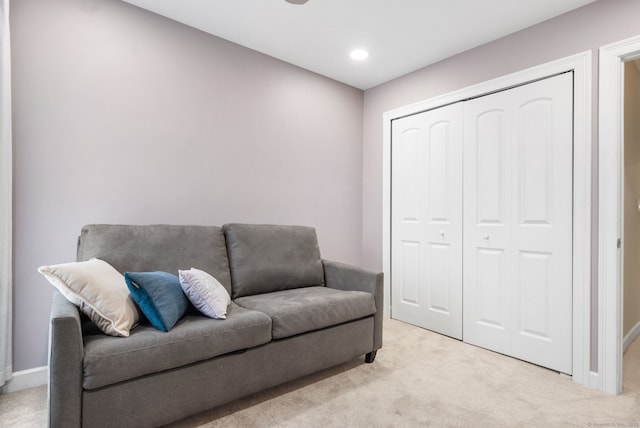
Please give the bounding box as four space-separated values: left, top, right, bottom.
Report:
2 319 639 427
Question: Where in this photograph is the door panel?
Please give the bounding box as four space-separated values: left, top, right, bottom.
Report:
518 250 552 340
463 73 573 374
396 129 421 221
391 103 463 339
474 246 510 354
519 99 553 224
399 240 420 306
476 110 507 225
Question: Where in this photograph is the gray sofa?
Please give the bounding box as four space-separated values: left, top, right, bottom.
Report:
48 224 383 428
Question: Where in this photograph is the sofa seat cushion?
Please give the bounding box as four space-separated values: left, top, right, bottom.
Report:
82 303 272 390
234 286 376 339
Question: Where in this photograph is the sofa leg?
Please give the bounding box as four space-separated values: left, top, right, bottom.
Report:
365 350 377 363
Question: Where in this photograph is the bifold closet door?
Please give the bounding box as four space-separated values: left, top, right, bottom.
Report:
391 103 463 339
462 72 573 374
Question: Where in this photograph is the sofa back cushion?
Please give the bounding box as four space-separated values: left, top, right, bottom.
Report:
223 223 324 298
77 224 233 294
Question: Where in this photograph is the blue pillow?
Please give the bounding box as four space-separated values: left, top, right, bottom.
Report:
124 271 189 332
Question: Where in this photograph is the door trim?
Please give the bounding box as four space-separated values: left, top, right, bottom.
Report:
382 51 592 389
598 35 640 395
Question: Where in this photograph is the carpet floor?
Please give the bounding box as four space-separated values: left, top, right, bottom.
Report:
1 319 639 427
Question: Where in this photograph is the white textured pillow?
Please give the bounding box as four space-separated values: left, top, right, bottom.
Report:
178 268 230 320
38 258 139 337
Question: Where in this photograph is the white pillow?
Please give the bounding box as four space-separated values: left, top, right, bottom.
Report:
178 268 231 320
38 258 139 337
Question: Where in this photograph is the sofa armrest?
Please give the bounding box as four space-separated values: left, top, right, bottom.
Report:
322 260 384 351
48 291 83 428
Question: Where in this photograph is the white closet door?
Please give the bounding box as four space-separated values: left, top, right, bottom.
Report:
391 103 463 339
462 73 573 374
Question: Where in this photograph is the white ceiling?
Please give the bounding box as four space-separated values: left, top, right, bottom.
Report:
122 0 597 90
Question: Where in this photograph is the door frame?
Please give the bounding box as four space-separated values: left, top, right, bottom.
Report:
382 51 593 388
598 35 640 395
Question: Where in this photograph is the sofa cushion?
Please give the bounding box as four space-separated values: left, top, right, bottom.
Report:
38 258 139 337
77 224 233 295
124 271 189 332
223 224 324 298
82 303 272 390
179 268 231 319
234 286 376 339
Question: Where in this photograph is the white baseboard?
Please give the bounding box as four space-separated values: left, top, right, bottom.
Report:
589 370 599 390
623 321 640 352
0 366 47 394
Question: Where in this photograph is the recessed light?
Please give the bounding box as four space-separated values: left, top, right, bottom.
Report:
285 0 309 4
350 49 369 61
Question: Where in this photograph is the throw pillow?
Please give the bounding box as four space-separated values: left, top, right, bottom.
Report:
38 258 139 337
178 268 231 319
124 271 188 332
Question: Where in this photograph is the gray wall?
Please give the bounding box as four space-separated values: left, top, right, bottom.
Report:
11 0 363 370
